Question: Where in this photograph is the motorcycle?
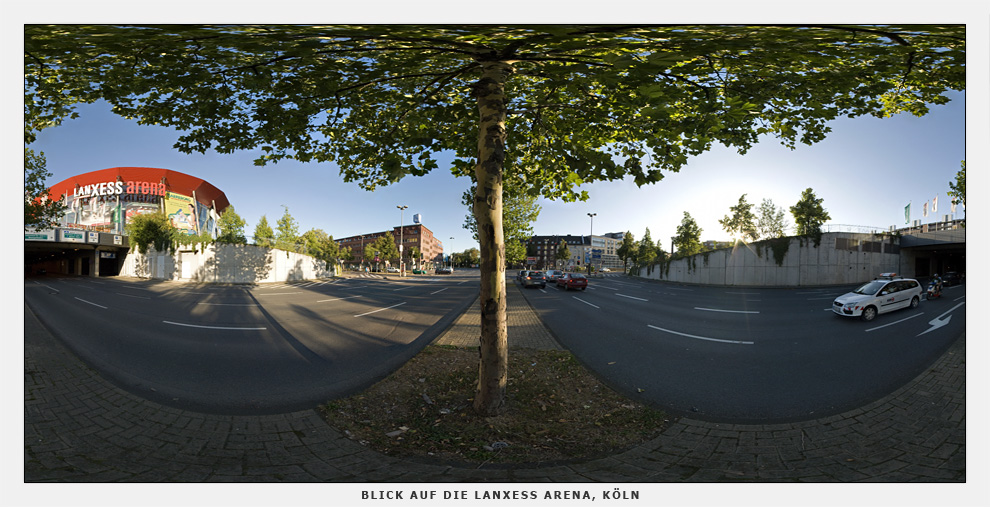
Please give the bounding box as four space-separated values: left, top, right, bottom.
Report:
926 279 943 300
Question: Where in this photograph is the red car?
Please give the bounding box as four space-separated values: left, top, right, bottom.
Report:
556 272 588 291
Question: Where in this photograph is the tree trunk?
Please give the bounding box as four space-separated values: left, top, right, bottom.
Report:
471 61 513 416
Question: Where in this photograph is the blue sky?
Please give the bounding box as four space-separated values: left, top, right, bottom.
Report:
33 91 965 254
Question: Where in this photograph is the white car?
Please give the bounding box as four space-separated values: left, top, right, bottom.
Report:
832 273 922 322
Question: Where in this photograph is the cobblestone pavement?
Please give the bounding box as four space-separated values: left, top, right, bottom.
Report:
24 276 966 495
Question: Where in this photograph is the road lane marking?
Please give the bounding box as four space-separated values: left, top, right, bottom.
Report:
316 295 363 303
32 282 59 293
725 291 759 295
865 312 925 332
647 325 754 345
163 321 267 331
74 297 107 309
694 307 760 314
354 302 407 317
572 297 600 308
254 292 304 296
429 288 449 295
615 293 648 301
116 292 152 299
197 302 259 306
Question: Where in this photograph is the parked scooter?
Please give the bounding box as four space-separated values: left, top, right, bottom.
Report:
926 275 944 300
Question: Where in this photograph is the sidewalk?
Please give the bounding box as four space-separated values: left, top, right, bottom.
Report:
24 279 965 486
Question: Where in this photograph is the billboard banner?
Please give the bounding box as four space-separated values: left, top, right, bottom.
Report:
164 191 199 235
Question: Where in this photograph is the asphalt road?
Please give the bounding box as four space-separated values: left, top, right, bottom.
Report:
24 272 478 415
520 273 966 424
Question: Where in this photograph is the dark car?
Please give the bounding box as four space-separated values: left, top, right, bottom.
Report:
521 270 546 288
556 272 588 291
941 272 964 286
516 270 529 282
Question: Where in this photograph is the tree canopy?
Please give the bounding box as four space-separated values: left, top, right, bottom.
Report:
253 215 274 248
790 187 831 241
25 25 964 195
673 212 704 257
24 148 64 230
719 194 758 242
215 206 248 244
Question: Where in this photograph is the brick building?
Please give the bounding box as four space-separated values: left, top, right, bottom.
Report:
336 223 444 268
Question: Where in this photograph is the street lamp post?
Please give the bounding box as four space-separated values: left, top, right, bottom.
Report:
587 213 596 275
449 237 454 270
397 205 408 276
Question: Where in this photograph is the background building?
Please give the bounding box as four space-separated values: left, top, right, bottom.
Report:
525 234 623 271
336 223 444 269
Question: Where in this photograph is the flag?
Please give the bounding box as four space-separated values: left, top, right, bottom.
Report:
923 201 928 217
904 203 910 224
933 195 938 213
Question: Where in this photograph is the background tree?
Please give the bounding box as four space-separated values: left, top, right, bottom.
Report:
369 232 400 265
556 239 571 269
719 194 758 242
636 228 657 268
756 198 789 240
215 206 247 244
947 160 965 211
127 212 177 254
463 186 541 268
300 228 340 266
616 231 638 271
275 206 301 252
24 148 65 230
25 25 964 416
408 246 421 269
253 215 274 248
790 188 831 245
456 248 481 267
673 212 704 257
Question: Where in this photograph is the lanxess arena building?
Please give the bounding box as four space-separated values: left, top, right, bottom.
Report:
27 167 230 276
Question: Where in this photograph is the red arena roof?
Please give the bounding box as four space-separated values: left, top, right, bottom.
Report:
48 167 230 212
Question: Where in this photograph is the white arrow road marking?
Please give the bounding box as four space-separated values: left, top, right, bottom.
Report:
917 302 966 337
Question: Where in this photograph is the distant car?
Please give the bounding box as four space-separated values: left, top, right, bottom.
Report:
941 272 964 286
832 273 922 322
386 266 400 273
516 270 529 282
600 267 610 273
521 270 546 288
556 272 588 291
545 270 564 282
436 267 453 274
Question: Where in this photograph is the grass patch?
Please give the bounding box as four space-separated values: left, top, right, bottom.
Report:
319 346 670 465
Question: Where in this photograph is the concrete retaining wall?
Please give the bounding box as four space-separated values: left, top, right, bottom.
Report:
636 232 901 287
120 243 335 283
